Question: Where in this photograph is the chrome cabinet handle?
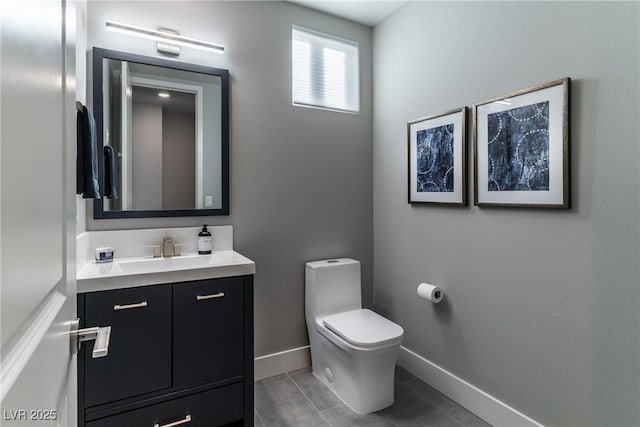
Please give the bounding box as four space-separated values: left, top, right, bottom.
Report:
196 292 224 301
154 415 191 427
113 301 148 311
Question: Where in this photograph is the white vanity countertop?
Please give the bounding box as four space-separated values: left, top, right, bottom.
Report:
77 250 255 293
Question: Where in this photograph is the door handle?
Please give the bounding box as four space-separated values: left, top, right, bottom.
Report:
70 320 111 358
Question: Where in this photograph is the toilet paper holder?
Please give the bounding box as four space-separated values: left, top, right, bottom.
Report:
417 282 444 303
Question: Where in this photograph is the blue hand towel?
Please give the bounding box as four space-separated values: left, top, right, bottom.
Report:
77 105 101 199
76 108 84 195
103 145 118 199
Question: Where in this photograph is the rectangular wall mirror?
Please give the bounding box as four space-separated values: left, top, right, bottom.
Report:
92 48 229 218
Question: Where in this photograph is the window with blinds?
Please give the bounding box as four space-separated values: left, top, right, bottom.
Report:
292 26 359 113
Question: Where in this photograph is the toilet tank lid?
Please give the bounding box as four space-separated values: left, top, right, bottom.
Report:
306 258 359 270
323 309 403 348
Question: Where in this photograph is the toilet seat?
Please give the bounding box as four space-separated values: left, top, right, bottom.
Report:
323 309 403 348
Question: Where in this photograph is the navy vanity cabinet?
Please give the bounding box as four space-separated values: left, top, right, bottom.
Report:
173 278 244 386
83 285 172 407
78 275 254 427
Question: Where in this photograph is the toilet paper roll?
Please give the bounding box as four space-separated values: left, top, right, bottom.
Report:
417 283 443 303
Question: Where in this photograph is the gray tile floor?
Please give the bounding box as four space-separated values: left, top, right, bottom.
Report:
254 366 492 426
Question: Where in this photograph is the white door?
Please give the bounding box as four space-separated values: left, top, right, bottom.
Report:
1 1 78 425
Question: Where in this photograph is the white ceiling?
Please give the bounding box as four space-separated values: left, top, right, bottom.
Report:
288 1 407 27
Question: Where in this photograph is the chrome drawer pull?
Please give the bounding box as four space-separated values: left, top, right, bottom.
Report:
113 301 148 311
154 415 191 427
196 292 224 301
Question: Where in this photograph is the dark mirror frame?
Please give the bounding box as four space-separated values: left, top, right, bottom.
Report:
92 47 230 219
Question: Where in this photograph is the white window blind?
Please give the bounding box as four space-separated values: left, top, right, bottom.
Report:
292 26 359 113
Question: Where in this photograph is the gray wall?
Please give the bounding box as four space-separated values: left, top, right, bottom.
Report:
132 102 163 210
85 1 373 356
163 110 196 209
372 2 639 426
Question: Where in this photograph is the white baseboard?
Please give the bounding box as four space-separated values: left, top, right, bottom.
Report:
254 345 311 381
398 346 544 427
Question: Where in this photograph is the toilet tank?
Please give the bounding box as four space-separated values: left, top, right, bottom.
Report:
305 258 362 319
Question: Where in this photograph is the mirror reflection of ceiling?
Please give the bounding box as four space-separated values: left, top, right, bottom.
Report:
132 86 195 114
129 62 217 86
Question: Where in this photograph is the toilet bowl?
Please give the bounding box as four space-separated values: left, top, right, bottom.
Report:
305 258 404 414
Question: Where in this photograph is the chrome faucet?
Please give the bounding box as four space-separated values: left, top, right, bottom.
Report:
162 237 175 258
151 238 182 258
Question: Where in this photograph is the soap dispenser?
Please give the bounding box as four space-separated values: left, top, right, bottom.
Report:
198 225 212 255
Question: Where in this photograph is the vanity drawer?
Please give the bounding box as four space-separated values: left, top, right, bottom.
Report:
173 278 244 386
85 383 244 427
84 285 172 407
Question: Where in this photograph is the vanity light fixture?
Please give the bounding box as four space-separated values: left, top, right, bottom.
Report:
105 20 224 54
156 28 181 56
158 92 170 98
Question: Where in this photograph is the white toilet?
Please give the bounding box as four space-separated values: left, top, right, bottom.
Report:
305 258 404 414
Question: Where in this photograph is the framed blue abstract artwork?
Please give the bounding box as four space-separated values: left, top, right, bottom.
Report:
408 107 467 205
473 78 570 208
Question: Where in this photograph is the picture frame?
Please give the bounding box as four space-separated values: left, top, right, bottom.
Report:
408 107 467 205
473 78 570 208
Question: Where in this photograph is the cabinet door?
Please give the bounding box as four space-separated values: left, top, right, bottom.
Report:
84 285 172 406
173 278 243 386
85 383 243 427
